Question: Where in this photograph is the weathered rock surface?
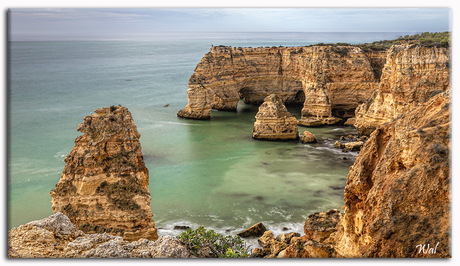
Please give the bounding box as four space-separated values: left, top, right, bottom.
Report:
258 230 276 247
335 91 451 257
252 94 299 140
304 209 342 242
178 45 379 123
237 222 267 238
344 141 364 151
276 232 301 244
344 117 356 126
354 45 450 135
50 105 158 241
282 209 342 258
8 213 190 258
301 131 317 143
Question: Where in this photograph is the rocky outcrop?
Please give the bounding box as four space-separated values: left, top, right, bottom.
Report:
252 94 299 140
178 45 379 122
301 131 317 143
50 105 158 242
8 213 190 258
354 45 450 135
283 209 342 258
335 91 451 257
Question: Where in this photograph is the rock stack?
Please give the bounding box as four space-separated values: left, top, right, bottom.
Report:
50 105 158 241
298 83 341 127
252 94 299 140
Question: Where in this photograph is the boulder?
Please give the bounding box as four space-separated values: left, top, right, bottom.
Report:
344 141 364 151
334 141 344 149
237 222 267 238
251 247 266 258
258 230 275 246
301 131 317 143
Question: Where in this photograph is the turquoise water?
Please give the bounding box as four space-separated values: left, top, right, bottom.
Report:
8 32 404 236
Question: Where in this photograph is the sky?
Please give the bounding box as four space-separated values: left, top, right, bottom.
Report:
8 7 452 41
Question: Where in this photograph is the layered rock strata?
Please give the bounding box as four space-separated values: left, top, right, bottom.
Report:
334 91 451 258
50 105 158 241
252 94 299 140
178 45 379 123
354 45 450 135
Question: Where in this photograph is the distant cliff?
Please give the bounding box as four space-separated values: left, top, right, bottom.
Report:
50 106 158 241
177 45 381 125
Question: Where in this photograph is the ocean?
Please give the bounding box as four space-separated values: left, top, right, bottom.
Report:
8 32 407 240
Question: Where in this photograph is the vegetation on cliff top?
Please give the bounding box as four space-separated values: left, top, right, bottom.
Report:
216 31 450 51
308 31 451 50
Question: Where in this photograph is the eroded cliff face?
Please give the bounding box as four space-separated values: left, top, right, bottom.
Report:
50 106 158 241
252 94 299 140
178 45 379 123
335 91 451 257
354 45 450 135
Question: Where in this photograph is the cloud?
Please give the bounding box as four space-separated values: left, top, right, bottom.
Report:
10 8 151 21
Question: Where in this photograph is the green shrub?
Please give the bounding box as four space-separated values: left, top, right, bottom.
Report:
176 226 251 258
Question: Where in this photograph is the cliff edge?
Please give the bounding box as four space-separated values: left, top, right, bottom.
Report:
354 45 450 135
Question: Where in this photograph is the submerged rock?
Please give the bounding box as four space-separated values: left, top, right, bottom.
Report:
50 105 157 241
237 222 267 238
173 225 190 230
252 94 299 140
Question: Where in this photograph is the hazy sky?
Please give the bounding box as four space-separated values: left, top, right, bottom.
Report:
8 8 452 41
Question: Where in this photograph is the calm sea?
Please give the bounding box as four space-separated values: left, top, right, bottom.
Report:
8 32 406 240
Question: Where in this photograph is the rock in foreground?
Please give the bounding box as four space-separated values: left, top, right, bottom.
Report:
50 105 157 241
8 213 190 258
252 94 299 140
237 222 267 238
335 91 451 257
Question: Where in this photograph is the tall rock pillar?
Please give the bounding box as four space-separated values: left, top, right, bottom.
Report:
50 105 158 241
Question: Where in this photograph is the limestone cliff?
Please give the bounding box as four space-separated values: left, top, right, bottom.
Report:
354 45 450 135
50 105 158 241
335 91 451 257
178 45 379 124
252 94 299 140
